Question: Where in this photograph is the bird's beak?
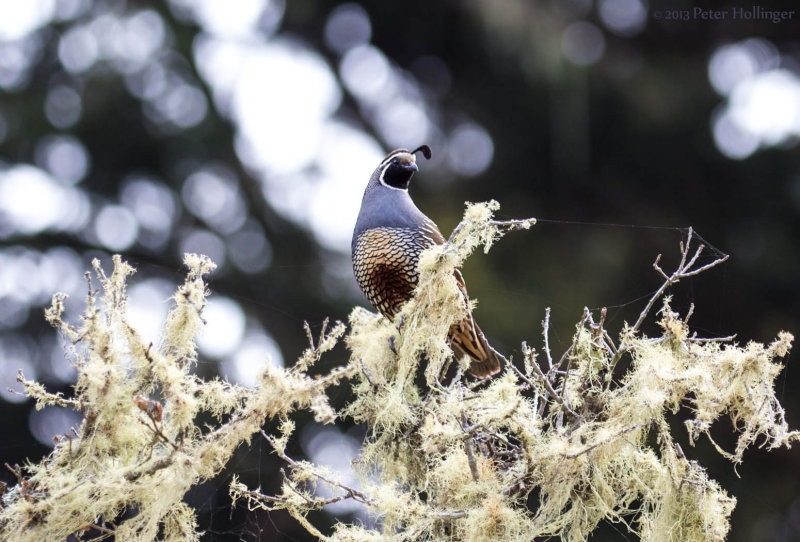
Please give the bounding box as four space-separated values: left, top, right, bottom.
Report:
405 161 419 172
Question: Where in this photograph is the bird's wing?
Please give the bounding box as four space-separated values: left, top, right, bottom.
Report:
419 216 446 246
449 317 504 378
423 219 503 378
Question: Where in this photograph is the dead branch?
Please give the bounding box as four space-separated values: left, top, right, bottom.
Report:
261 430 374 507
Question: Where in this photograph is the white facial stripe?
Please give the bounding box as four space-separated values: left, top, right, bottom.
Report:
377 152 416 191
379 150 415 169
379 153 400 168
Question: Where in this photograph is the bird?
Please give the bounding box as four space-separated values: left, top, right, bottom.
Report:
351 145 503 378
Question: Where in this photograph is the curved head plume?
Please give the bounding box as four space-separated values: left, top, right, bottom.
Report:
412 144 432 160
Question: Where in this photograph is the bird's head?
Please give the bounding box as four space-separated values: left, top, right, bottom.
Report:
376 145 432 190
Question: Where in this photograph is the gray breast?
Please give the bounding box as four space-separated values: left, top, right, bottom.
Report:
352 184 433 252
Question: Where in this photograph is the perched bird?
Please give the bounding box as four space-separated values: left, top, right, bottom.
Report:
351 145 503 378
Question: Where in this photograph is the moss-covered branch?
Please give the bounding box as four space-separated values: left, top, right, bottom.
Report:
238 202 797 542
0 254 354 541
1 202 795 542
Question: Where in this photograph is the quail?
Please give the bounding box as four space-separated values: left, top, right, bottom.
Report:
352 145 503 378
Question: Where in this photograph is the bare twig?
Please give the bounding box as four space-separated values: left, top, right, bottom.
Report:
611 228 729 371
564 422 650 458
431 509 469 520
542 308 554 371
460 414 481 482
512 348 577 418
586 308 615 359
4 464 24 485
124 456 172 482
448 364 465 389
685 334 737 343
554 308 592 373
281 469 315 506
138 414 178 451
359 360 378 388
685 303 695 324
87 523 116 536
261 430 374 506
630 228 728 338
234 485 289 505
303 320 316 351
298 318 338 372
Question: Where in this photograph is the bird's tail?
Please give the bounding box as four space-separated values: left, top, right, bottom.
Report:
449 317 504 378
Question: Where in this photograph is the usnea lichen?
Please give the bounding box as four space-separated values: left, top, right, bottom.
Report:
235 202 797 542
0 254 354 541
2 202 796 542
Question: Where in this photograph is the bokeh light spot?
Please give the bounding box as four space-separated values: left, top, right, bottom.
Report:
29 406 82 447
127 278 174 346
561 21 605 66
232 42 342 174
44 85 83 128
711 107 759 160
0 248 42 304
0 336 35 402
0 36 42 90
375 99 429 149
182 167 246 233
598 0 646 37
340 44 391 101
34 134 90 185
324 3 372 55
94 204 139 251
197 296 246 358
180 229 228 270
306 122 384 250
0 0 56 41
121 177 177 250
122 10 166 68
172 0 267 38
728 69 800 146
708 39 779 97
301 425 364 515
53 0 91 22
447 123 494 177
58 26 98 73
0 165 80 235
151 83 208 129
221 330 283 387
38 247 83 307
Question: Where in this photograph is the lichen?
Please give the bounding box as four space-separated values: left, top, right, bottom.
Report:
1 254 353 540
3 202 796 542
236 202 796 542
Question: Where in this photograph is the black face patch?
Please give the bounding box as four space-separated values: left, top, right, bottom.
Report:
381 159 416 189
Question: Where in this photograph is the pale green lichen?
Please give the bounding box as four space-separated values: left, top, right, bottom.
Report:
3 202 796 542
0 254 353 541
235 202 796 542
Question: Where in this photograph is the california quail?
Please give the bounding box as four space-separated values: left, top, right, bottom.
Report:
352 146 503 378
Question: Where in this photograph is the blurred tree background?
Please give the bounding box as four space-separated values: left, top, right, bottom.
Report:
0 0 798 540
